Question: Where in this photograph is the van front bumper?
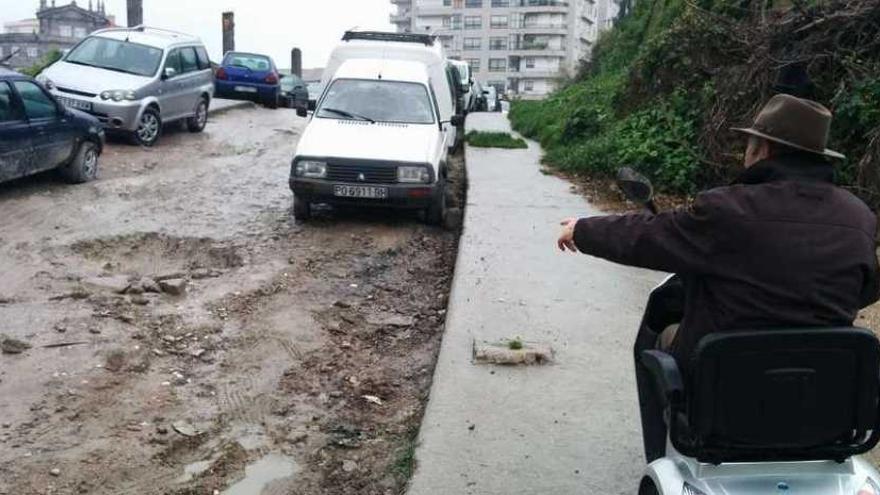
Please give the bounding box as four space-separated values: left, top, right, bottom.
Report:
290 178 440 209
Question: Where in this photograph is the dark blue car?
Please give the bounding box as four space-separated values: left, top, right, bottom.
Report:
0 67 104 184
214 52 280 109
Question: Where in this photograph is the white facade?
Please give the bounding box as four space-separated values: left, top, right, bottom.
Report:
390 0 617 97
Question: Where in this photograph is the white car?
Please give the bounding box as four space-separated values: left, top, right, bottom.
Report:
289 56 459 225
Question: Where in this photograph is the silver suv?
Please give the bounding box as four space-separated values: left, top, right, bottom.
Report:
38 26 214 146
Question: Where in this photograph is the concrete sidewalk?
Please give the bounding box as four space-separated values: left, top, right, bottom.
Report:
210 98 254 115
407 113 662 494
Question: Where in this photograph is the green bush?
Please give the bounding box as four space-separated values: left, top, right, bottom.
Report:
21 49 62 78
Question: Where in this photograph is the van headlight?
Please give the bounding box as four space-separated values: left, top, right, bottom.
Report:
100 90 137 102
398 166 431 184
295 160 327 178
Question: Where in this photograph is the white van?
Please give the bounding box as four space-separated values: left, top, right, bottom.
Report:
289 56 461 224
449 59 475 112
319 31 459 151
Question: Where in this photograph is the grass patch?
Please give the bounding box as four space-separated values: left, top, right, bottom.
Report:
466 131 528 149
392 429 419 481
508 337 524 350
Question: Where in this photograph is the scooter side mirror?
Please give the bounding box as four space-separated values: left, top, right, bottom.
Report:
616 167 656 212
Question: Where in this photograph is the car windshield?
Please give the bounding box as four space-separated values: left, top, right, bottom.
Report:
280 75 303 92
223 53 272 72
317 79 434 125
65 36 163 77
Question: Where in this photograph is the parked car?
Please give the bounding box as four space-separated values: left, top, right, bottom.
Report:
0 68 104 184
482 86 501 112
290 52 461 225
320 31 459 152
214 51 280 109
449 59 475 113
471 80 486 111
38 26 214 147
279 74 308 110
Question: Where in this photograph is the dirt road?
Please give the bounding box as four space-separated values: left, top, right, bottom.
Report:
0 106 463 494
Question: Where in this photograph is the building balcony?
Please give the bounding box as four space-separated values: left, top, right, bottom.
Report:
511 0 570 12
507 69 563 79
390 12 413 24
390 0 411 4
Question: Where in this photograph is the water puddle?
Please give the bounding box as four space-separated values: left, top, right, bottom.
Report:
222 454 298 495
177 459 214 483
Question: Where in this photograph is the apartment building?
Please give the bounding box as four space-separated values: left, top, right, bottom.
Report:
390 0 617 97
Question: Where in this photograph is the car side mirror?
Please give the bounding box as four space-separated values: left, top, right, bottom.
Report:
163 67 177 79
307 99 316 111
616 167 657 213
450 114 465 127
294 85 303 90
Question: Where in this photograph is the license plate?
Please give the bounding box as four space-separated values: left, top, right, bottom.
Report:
333 185 388 199
234 86 257 93
57 96 92 111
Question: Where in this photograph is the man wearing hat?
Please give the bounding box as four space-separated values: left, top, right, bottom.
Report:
557 94 880 462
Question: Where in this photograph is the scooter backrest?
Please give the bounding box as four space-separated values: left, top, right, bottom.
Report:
688 327 880 463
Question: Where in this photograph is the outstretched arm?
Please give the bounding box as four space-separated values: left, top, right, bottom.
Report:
558 194 720 275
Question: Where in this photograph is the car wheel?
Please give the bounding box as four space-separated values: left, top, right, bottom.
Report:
425 180 447 227
186 98 208 133
59 140 99 184
293 196 311 221
133 107 162 146
265 94 278 110
638 477 660 495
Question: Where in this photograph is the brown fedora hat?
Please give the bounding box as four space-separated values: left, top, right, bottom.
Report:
732 94 845 160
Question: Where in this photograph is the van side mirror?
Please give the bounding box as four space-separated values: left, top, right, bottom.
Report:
296 107 308 118
450 114 465 127
163 67 177 79
616 167 657 213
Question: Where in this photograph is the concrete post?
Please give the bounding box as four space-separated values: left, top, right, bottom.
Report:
290 48 302 78
222 12 235 55
126 0 143 27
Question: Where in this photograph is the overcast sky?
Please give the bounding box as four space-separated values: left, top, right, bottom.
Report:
0 0 394 68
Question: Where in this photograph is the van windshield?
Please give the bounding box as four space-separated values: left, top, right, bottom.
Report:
317 79 435 125
66 36 163 77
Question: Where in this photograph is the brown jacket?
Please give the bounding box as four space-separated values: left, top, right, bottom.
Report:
573 155 880 367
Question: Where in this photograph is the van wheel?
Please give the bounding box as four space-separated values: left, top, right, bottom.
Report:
186 97 208 133
638 477 660 495
293 196 311 221
133 107 162 146
425 181 447 227
59 140 99 183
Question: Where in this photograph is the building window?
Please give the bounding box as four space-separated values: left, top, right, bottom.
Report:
523 80 535 92
74 27 87 38
443 0 452 5
488 58 507 72
10 46 19 57
27 47 39 58
465 58 481 72
525 57 535 68
465 0 483 6
463 37 481 50
440 36 454 49
490 15 508 28
58 25 72 37
444 15 462 29
464 16 482 29
488 80 506 92
491 0 510 6
489 37 508 50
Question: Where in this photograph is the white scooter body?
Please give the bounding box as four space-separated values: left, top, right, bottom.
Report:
645 442 880 494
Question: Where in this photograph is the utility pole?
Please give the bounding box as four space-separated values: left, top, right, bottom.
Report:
127 0 143 27
222 12 235 55
290 48 302 78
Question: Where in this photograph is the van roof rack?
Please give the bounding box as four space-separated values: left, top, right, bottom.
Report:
92 25 193 39
342 31 435 46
